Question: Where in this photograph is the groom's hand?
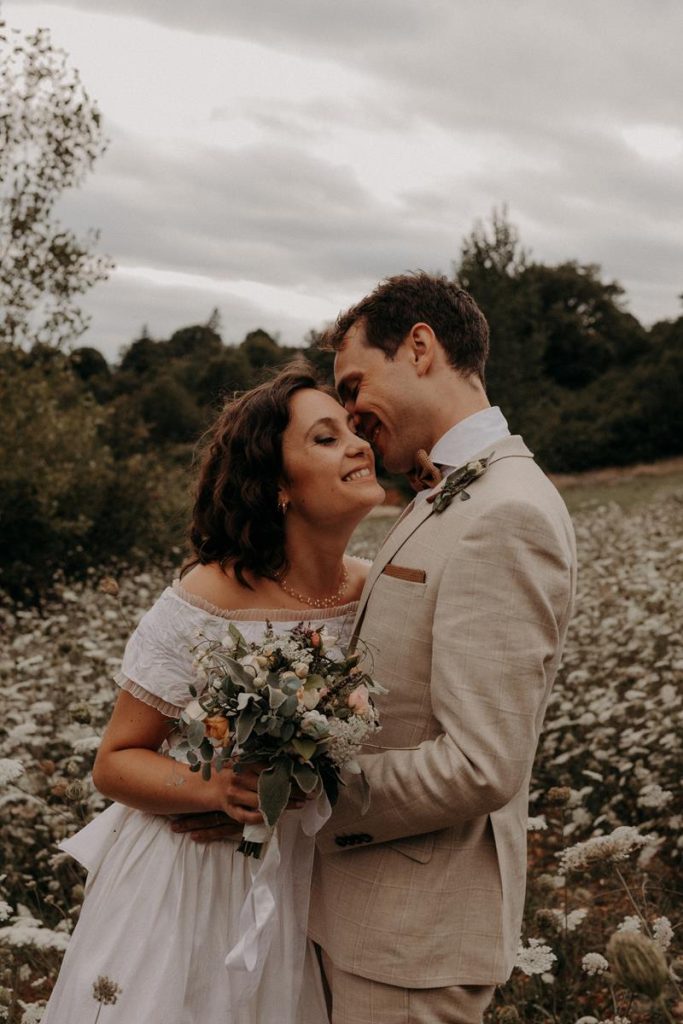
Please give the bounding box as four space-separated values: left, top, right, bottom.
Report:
170 811 242 843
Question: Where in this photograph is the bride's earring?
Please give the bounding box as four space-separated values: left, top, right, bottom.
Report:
278 497 289 515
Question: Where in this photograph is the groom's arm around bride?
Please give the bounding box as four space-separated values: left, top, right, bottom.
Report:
308 273 577 1023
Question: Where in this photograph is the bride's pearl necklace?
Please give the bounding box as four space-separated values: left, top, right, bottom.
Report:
275 564 349 609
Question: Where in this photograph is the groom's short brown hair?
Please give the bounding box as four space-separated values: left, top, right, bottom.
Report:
321 272 489 384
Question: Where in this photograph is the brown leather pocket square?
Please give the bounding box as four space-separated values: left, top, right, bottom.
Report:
382 564 426 584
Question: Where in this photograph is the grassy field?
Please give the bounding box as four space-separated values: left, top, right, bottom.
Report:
552 462 683 514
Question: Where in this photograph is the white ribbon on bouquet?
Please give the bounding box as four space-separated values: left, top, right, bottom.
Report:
223 792 331 1020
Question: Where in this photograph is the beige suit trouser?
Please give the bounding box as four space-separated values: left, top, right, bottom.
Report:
320 950 495 1024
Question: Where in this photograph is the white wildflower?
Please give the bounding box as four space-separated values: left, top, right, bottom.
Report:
617 915 641 933
20 1004 45 1024
514 938 557 976
527 815 548 831
637 783 673 810
0 759 24 785
652 916 674 951
0 900 12 922
548 908 588 932
558 826 656 872
582 952 609 976
71 736 101 754
0 920 70 952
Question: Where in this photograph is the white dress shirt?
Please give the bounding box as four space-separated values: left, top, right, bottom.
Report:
414 406 511 504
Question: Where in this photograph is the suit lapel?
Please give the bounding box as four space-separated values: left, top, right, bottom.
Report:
352 434 535 638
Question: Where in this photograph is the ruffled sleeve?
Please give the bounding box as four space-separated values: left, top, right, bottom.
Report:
113 587 207 715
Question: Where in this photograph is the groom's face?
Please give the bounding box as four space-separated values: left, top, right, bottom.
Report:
334 321 425 474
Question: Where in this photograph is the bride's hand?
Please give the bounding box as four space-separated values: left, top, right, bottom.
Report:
207 761 307 826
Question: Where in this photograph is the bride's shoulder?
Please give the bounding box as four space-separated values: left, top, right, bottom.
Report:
177 562 260 612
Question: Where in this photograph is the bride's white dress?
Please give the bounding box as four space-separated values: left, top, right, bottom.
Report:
42 581 358 1024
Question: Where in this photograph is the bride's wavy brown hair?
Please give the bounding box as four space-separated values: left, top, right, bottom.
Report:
184 360 332 588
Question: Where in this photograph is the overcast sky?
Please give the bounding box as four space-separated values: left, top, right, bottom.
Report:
4 0 682 362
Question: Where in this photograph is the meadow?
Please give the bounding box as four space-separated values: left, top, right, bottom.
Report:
0 472 681 1023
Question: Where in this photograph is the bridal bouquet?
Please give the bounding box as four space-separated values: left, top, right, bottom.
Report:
171 621 383 857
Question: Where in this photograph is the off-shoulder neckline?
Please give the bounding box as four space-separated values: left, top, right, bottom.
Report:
168 579 359 622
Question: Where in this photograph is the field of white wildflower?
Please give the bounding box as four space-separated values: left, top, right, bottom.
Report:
0 493 681 1023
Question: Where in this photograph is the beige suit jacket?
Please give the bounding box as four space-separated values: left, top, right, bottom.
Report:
309 435 577 988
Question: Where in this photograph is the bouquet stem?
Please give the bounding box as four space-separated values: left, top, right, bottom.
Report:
237 838 264 858
238 822 272 859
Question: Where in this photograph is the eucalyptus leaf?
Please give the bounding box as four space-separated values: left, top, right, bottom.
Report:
188 683 197 698
228 623 247 650
200 738 214 762
258 760 293 828
236 691 260 711
236 704 262 745
187 719 206 748
226 657 259 691
303 673 327 691
266 685 288 710
292 761 319 793
186 749 199 766
292 737 317 762
280 721 296 743
279 694 299 718
266 716 283 738
201 761 212 782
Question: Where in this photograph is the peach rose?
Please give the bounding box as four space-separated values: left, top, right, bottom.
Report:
205 715 230 743
347 684 370 716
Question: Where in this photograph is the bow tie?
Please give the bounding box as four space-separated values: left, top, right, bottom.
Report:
406 449 443 493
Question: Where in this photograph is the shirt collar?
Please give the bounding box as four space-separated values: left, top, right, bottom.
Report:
429 406 510 471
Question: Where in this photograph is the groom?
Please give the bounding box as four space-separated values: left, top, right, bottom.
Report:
176 273 576 1023
306 273 577 1022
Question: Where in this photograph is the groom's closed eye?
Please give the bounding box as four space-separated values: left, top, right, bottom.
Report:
337 377 359 406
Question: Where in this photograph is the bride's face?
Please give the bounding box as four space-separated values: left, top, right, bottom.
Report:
280 388 385 524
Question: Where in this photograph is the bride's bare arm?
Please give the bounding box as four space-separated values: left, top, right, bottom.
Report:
92 691 269 824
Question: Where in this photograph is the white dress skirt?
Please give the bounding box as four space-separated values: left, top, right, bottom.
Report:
42 583 358 1024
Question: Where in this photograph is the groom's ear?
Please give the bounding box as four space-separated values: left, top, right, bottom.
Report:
406 323 437 378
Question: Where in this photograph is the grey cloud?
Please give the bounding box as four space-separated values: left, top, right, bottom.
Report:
58 126 464 288
79 268 317 363
14 0 683 335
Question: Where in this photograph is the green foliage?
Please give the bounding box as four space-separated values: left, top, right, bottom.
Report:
454 208 681 471
0 21 112 349
0 349 184 599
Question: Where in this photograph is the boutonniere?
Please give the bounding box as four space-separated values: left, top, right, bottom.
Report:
426 454 493 513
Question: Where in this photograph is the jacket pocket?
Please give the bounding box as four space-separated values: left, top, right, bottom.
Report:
387 833 435 864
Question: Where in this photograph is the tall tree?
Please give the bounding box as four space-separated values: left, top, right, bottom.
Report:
0 20 112 349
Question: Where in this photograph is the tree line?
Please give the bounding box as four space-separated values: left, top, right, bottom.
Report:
2 210 681 600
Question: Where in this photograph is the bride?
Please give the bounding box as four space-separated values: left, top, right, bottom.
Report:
42 361 385 1024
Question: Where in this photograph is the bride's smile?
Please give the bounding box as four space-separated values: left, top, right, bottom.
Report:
278 388 385 526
